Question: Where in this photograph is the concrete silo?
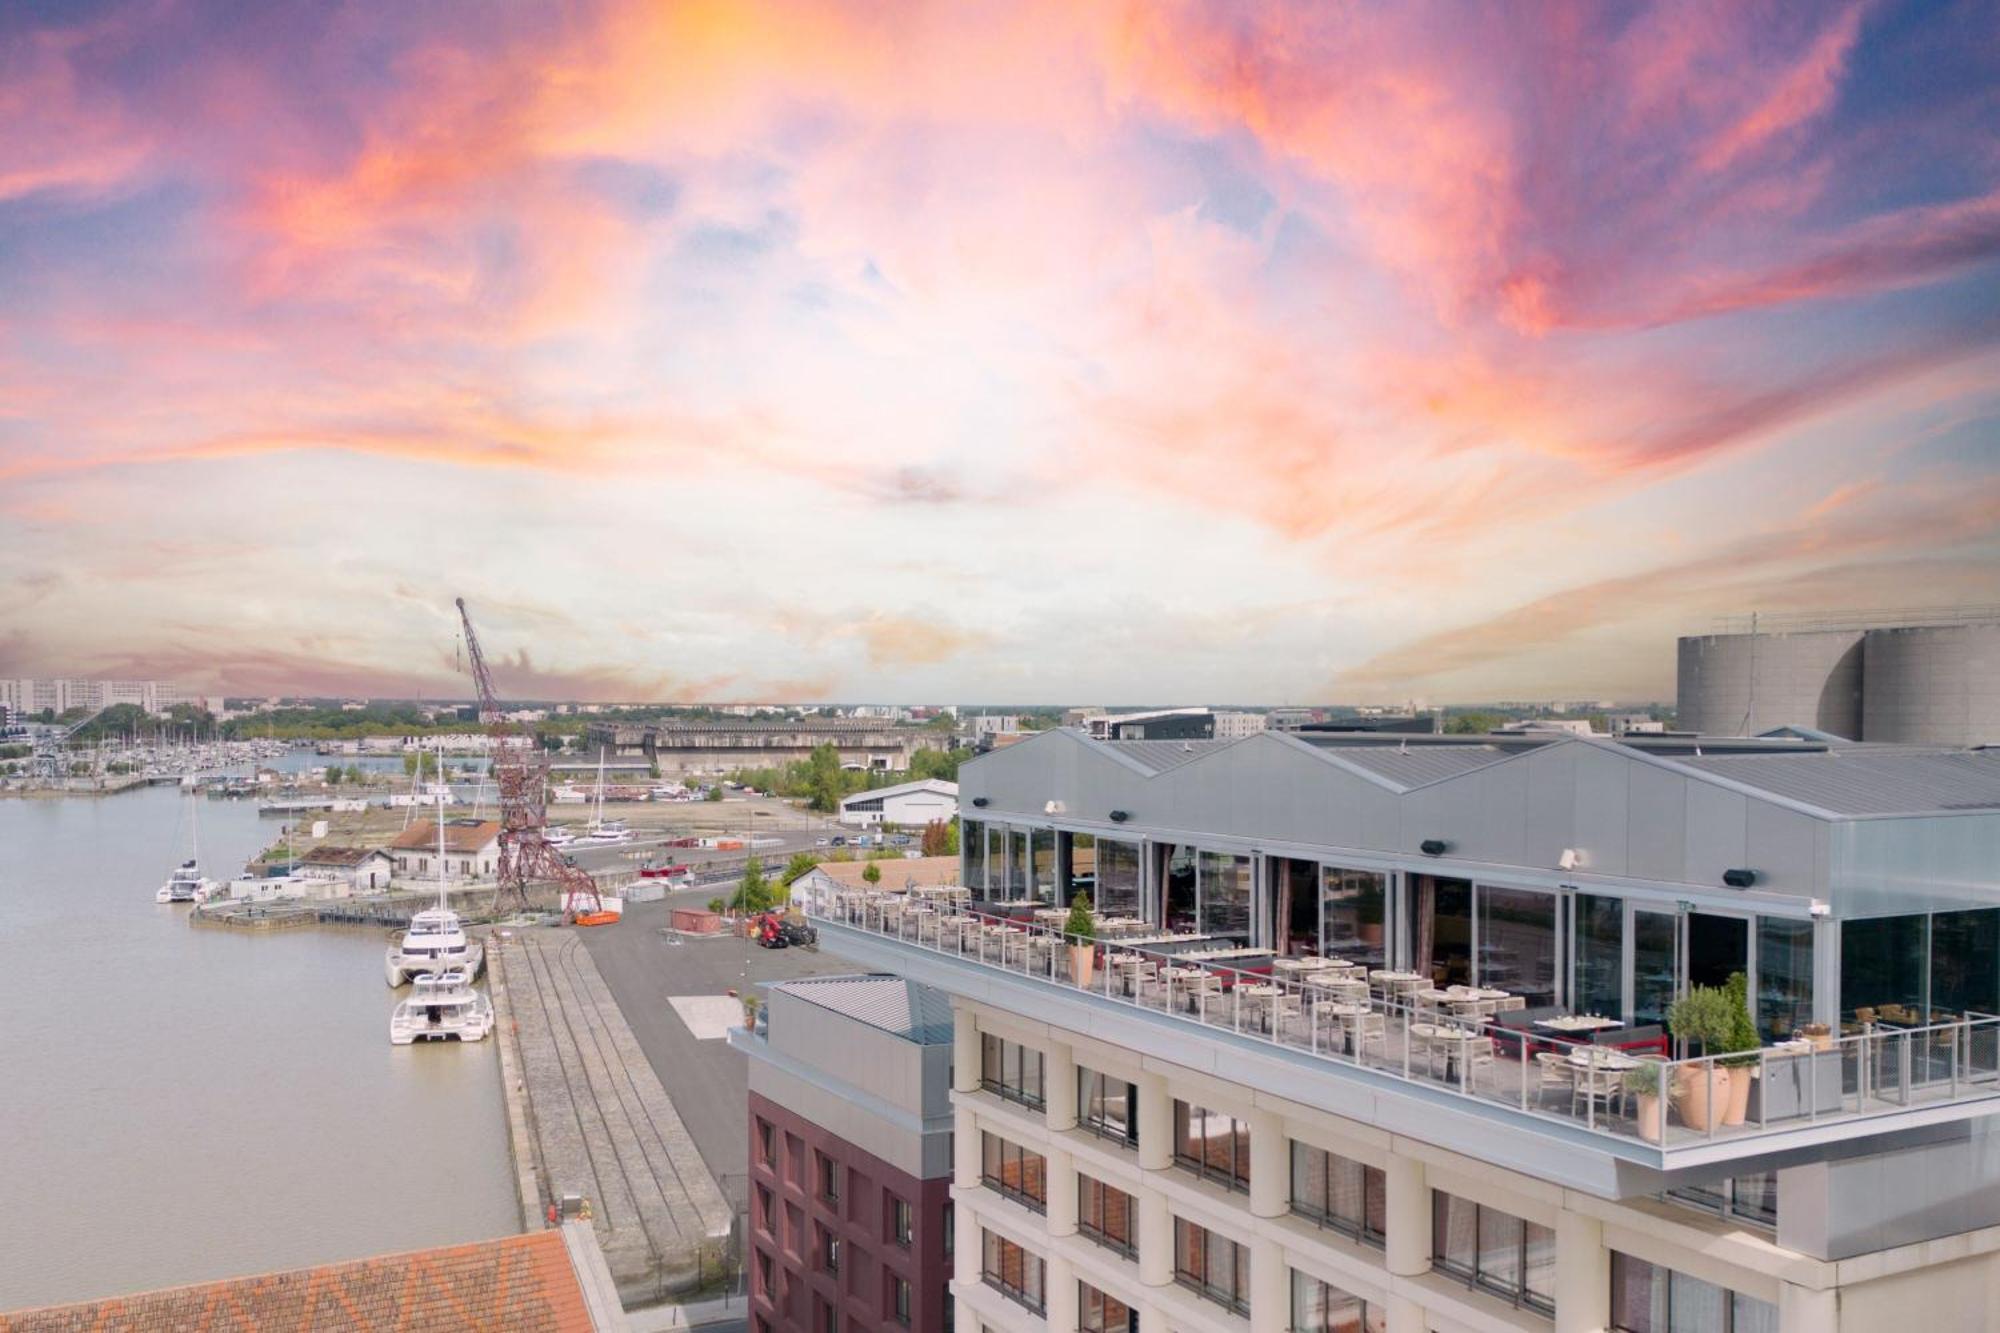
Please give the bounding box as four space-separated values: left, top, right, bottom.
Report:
1676 629 1865 738
1862 623 2000 745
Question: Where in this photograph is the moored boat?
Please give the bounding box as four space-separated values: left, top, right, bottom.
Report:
389 969 494 1044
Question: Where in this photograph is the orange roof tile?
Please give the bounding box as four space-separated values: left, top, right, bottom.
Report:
0 1230 595 1333
387 819 502 854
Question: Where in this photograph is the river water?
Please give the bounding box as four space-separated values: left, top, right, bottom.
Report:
0 784 519 1310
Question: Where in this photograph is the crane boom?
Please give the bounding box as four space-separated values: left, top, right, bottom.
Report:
455 598 606 919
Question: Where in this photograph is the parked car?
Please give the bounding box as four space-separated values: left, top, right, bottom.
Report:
830 835 847 847
890 834 912 846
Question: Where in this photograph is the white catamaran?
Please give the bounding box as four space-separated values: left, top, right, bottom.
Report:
383 784 485 986
155 795 216 903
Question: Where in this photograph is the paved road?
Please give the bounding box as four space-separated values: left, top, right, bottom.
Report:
577 892 853 1211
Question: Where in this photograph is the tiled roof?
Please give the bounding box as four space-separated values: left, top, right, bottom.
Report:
388 819 502 853
774 973 956 1044
0 1231 594 1333
299 845 389 866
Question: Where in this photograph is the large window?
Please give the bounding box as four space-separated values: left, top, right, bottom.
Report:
1431 1192 1555 1315
961 818 986 893
1173 1217 1250 1316
1078 1068 1138 1147
1576 894 1624 1021
1199 850 1253 939
1757 916 1815 1041
1097 838 1143 919
1078 1174 1135 1257
1166 846 1198 931
984 826 1024 900
1666 1171 1777 1230
981 1230 1045 1315
1066 831 1097 903
1841 914 1928 1026
1413 875 1474 988
1173 1100 1251 1193
1079 1281 1137 1333
1292 1270 1387 1333
1029 828 1057 903
1477 885 1558 1007
980 1034 1045 1109
1611 1252 1777 1333
980 1133 1046 1213
1289 1143 1386 1247
1931 909 1999 1021
1320 867 1389 969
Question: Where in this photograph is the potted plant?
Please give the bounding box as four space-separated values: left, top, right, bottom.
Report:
1624 1060 1669 1143
1666 985 1734 1132
1065 891 1097 987
1718 972 1762 1127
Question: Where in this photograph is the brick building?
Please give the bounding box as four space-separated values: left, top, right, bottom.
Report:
733 974 955 1333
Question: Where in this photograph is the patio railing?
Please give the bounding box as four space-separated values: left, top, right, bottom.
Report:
803 889 2000 1152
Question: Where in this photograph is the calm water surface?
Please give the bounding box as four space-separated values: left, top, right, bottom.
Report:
0 786 518 1310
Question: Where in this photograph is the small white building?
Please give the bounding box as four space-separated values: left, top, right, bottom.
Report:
388 818 502 882
295 846 395 895
837 778 958 829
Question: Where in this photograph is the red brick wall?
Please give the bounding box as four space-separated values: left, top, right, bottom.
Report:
747 1090 952 1332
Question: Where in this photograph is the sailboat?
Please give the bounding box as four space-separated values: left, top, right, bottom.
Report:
155 795 216 903
384 779 485 986
574 749 632 844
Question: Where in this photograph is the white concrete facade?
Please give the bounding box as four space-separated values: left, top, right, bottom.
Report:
948 997 2000 1333
838 778 959 829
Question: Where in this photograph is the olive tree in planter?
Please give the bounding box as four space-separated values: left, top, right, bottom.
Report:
1718 972 1762 1127
1624 1059 1669 1144
1666 985 1735 1132
1066 892 1097 987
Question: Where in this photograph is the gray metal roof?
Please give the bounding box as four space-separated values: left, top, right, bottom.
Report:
1667 748 2000 816
1307 741 1513 789
1102 739 1228 774
773 974 955 1044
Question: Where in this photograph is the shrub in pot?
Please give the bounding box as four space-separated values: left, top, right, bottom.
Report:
1667 985 1734 1132
1065 892 1097 987
1624 1059 1669 1143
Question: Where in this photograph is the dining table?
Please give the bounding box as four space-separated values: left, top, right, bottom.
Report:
1534 1014 1623 1035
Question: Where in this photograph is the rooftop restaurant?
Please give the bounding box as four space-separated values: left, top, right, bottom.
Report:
803 727 2000 1173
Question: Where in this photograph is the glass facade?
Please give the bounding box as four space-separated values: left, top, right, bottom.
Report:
1841 915 1928 1026
1029 828 1057 903
980 1230 1045 1315
1930 909 1999 1020
1576 894 1624 1020
1173 1217 1250 1316
979 1034 1044 1109
1320 866 1389 968
1078 1280 1136 1333
1078 1068 1137 1146
979 1132 1046 1213
1291 1270 1387 1333
960 818 986 893
1477 886 1558 1007
1611 1252 1777 1333
1077 1174 1135 1256
1413 876 1474 987
1632 909 1680 1028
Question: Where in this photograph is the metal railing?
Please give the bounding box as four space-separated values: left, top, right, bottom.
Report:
806 890 2000 1153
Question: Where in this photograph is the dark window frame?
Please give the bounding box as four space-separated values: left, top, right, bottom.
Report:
980 1131 1048 1214
1172 1099 1252 1194
1078 1067 1139 1148
1077 1173 1136 1258
980 1033 1047 1111
1611 1250 1778 1332
980 1229 1047 1316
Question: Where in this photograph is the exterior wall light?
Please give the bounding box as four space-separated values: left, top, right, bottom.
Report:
1723 868 1758 889
1109 810 1130 823
1419 839 1450 856
971 797 989 808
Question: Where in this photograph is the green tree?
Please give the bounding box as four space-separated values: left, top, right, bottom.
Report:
325 765 344 786
861 861 882 887
919 818 956 858
1445 711 1506 735
705 784 724 802
347 765 367 785
780 852 821 886
731 856 778 913
802 743 845 813
909 746 973 782
402 750 441 779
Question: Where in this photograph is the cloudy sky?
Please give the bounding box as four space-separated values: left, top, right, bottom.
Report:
2 0 1996 704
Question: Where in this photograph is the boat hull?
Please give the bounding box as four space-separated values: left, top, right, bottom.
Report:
384 939 485 988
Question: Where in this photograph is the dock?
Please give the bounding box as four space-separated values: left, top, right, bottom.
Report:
491 929 733 1306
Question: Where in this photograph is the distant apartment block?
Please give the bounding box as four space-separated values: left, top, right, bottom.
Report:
731 975 956 1333
0 676 203 716
1211 711 1269 741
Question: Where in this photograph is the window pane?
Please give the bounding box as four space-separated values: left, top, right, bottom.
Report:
1667 1270 1726 1333
1097 838 1143 919
1931 910 1998 1020
1731 1293 1779 1333
1433 1193 1476 1276
1757 915 1816 1041
1477 886 1558 1008
1291 1144 1327 1217
1477 1205 1521 1294
1840 914 1928 1026
1321 866 1389 970
961 819 986 892
1523 1221 1556 1310
1030 828 1057 903
1199 850 1253 939
1577 893 1625 1020
1732 1171 1778 1228
1610 1252 1662 1333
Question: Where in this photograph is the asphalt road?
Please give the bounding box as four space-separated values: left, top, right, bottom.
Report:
576 889 853 1211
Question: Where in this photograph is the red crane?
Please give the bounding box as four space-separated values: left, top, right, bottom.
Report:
456 597 614 924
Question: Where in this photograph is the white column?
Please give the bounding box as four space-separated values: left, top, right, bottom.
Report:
1555 1207 1610 1333
1137 1072 1173 1171
1249 1235 1288 1333
953 1292 977 1331
1248 1109 1286 1219
954 1007 981 1095
955 1103 981 1191
1047 1145 1078 1237
955 1220 980 1287
1047 1039 1078 1132
1046 1251 1078 1332
1138 1187 1173 1288
1384 1156 1429 1278
1780 1281 1839 1333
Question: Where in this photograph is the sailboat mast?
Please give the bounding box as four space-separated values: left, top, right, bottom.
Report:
436 738 448 912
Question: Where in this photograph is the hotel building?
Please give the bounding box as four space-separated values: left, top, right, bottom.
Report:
803 727 2000 1333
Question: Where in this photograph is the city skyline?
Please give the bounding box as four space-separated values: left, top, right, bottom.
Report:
2 1 1997 702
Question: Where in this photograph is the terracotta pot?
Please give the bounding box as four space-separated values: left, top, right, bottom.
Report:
1722 1065 1755 1126
1069 943 1095 987
1358 923 1384 945
1672 1064 1730 1132
1634 1094 1663 1144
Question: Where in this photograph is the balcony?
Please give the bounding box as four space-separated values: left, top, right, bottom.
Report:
801 888 2000 1185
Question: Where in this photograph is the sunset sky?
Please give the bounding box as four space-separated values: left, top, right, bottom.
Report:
2 0 1996 704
